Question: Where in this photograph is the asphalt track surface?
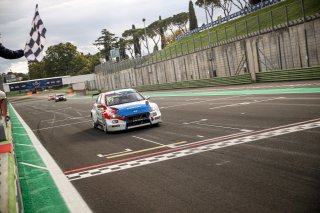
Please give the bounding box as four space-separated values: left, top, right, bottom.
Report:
9 81 320 213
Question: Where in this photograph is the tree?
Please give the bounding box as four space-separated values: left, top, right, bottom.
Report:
28 42 99 79
147 17 168 52
130 25 142 57
114 38 128 60
249 0 263 5
173 12 189 33
195 0 220 23
218 0 233 17
122 25 142 58
28 62 46 79
43 42 82 76
163 17 177 37
159 16 166 49
93 29 116 61
231 0 249 10
189 0 198 30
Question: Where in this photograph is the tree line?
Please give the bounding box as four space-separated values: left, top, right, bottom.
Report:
26 0 265 80
94 0 266 61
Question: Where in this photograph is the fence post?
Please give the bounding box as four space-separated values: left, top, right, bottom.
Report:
270 10 274 31
224 26 227 41
235 23 238 38
186 41 189 54
257 14 261 34
215 30 219 44
200 36 203 49
164 48 167 60
245 19 248 37
181 43 183 55
175 45 178 57
301 0 306 22
170 46 173 59
285 5 289 28
192 38 195 51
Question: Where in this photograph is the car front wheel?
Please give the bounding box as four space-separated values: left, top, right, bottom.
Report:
103 120 108 133
92 115 98 129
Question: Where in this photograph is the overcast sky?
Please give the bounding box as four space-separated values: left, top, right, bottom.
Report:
0 0 222 74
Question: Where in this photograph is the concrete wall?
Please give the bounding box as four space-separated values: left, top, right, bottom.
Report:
95 18 320 91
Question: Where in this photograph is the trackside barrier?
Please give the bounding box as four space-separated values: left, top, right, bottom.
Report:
9 105 69 213
134 74 252 92
133 67 320 92
256 66 320 82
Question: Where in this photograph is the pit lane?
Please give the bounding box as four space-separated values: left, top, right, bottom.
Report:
9 81 320 213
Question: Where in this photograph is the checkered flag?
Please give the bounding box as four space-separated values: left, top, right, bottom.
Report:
24 4 47 62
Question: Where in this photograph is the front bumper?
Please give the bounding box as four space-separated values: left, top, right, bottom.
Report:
105 113 161 132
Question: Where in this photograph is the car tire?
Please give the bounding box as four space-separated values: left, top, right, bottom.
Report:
92 120 98 129
92 115 98 129
103 121 108 133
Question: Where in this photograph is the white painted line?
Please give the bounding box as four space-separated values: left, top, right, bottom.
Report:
13 133 28 135
15 144 33 147
184 119 208 125
45 116 90 124
10 104 93 213
32 120 91 131
132 136 165 146
197 135 204 138
160 96 246 109
185 98 200 101
19 162 48 170
210 97 285 110
97 149 133 158
216 161 230 166
194 122 252 132
183 119 252 132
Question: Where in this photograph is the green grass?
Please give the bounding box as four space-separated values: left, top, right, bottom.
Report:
146 0 320 64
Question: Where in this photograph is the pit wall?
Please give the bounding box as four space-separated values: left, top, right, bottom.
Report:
95 18 320 91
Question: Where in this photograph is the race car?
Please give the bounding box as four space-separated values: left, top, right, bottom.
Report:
91 89 161 132
54 94 67 102
48 95 55 101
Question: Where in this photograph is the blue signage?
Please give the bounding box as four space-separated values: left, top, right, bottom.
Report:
9 78 63 91
176 0 280 40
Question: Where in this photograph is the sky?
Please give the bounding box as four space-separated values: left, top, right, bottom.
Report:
0 0 221 74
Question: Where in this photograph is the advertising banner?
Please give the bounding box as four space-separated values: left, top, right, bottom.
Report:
8 78 63 91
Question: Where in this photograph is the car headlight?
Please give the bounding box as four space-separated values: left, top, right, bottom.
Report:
150 106 156 112
150 105 158 116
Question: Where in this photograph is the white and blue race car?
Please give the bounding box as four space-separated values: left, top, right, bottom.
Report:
91 89 161 132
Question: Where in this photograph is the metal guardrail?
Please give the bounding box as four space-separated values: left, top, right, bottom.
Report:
133 67 320 92
134 74 252 92
256 66 320 82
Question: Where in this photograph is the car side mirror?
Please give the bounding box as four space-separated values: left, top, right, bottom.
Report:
144 96 150 100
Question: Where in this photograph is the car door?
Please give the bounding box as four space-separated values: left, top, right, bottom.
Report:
95 94 104 124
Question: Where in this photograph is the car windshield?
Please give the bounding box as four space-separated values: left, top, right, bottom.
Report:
105 91 145 106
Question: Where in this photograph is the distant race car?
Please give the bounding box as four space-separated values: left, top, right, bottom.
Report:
55 94 67 102
48 95 55 101
91 88 161 132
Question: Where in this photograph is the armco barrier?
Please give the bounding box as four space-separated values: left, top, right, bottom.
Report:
135 74 252 92
256 67 320 82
